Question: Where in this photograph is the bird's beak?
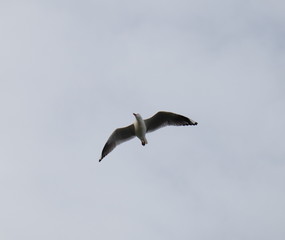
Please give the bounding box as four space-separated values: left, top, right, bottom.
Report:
133 113 136 116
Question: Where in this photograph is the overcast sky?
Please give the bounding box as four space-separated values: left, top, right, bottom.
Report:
1 0 285 239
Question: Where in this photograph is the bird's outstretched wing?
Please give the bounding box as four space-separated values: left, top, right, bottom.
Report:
99 124 135 161
144 111 198 133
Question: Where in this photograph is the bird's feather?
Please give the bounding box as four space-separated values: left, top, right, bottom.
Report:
99 124 135 161
144 111 197 133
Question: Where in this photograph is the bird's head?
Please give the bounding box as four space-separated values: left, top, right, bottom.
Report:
133 113 142 120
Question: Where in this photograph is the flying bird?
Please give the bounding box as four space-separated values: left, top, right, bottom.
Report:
99 111 198 161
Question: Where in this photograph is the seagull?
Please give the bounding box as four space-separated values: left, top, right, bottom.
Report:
99 111 198 161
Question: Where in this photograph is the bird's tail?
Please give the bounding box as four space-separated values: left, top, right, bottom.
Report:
141 138 148 146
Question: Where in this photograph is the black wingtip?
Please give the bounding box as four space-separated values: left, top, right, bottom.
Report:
189 118 198 125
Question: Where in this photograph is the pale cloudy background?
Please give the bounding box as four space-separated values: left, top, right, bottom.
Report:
0 0 285 239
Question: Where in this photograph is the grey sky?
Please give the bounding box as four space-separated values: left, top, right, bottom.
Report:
1 0 285 239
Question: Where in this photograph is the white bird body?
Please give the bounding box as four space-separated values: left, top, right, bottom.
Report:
133 113 148 146
99 111 198 162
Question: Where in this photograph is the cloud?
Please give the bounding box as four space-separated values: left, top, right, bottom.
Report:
0 1 284 239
